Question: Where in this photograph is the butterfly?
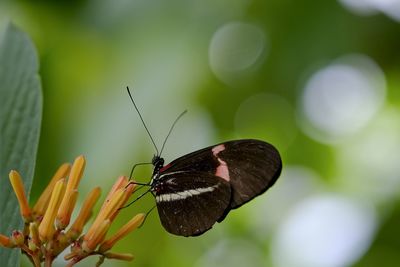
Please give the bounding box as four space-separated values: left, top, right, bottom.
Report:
126 88 282 236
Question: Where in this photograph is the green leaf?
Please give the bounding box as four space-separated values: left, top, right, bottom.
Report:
0 22 42 266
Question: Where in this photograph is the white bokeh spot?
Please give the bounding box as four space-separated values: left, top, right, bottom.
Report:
299 54 386 144
249 166 323 237
272 194 377 267
338 0 400 21
336 107 400 205
209 21 267 84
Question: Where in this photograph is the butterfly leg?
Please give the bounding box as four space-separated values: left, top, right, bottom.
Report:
119 188 152 210
129 162 153 180
138 205 157 228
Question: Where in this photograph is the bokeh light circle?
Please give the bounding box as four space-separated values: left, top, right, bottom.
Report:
209 21 267 84
272 195 377 267
370 0 400 21
336 107 400 205
299 54 386 144
235 93 297 151
249 166 322 237
338 0 400 21
338 0 378 15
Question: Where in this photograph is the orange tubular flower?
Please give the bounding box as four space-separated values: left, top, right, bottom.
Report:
33 163 71 218
82 219 111 252
99 176 128 211
38 178 66 242
99 213 145 253
0 234 12 248
9 170 32 221
0 155 144 267
57 156 85 229
67 187 101 239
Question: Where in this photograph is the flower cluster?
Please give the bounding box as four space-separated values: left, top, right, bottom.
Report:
0 155 145 267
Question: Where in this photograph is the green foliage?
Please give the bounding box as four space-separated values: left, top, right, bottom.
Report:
0 22 42 267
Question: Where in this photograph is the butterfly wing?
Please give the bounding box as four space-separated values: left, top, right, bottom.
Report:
155 171 231 236
160 139 282 209
216 139 282 209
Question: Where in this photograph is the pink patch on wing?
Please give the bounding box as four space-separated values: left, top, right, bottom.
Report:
215 158 230 181
212 144 230 181
212 144 225 156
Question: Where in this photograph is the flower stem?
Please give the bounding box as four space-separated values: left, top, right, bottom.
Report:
32 255 41 267
44 255 53 267
21 245 41 267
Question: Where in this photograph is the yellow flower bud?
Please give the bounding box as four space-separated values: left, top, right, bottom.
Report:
38 178 66 242
33 163 71 217
0 234 12 248
99 213 145 252
9 170 32 220
67 187 101 239
57 156 85 228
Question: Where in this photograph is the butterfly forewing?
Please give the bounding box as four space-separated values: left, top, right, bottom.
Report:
155 172 231 236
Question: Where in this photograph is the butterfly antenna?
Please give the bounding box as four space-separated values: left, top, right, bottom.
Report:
126 86 159 156
159 110 187 156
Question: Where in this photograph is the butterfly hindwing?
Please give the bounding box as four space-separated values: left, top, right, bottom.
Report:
155 171 231 236
216 139 282 209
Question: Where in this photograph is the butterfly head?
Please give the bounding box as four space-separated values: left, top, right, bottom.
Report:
152 155 165 174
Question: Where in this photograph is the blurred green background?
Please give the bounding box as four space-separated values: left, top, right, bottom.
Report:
1 0 400 266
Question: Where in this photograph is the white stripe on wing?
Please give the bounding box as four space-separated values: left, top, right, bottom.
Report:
156 185 218 202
